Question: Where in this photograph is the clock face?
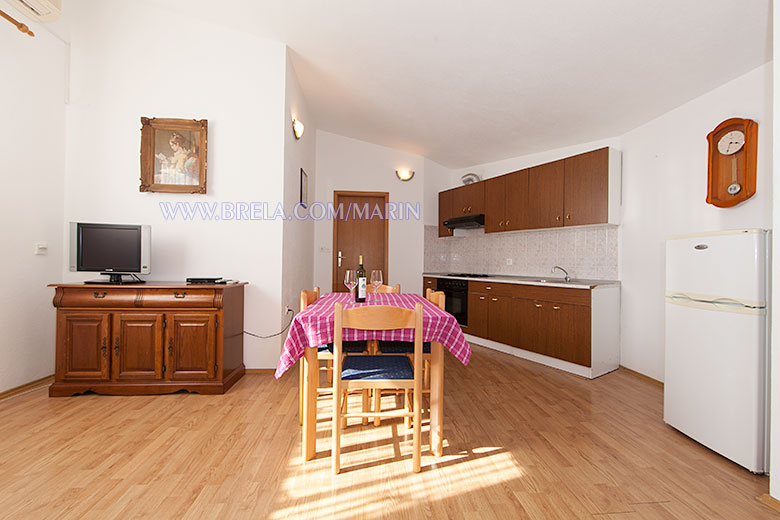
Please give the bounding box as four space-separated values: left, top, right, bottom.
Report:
717 130 745 155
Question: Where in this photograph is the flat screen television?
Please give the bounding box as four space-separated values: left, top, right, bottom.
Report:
69 222 151 284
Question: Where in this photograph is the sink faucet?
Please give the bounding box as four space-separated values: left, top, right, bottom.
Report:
551 265 571 282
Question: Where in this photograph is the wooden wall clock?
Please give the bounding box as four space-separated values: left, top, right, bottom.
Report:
706 118 758 208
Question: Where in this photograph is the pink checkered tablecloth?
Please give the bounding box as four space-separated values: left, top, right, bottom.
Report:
275 292 471 379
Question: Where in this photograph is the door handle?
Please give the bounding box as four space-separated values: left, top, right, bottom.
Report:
534 303 542 308
114 337 120 356
338 250 342 267
101 337 107 357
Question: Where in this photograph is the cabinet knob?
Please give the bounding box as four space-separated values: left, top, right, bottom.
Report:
467 206 472 213
463 207 468 214
173 291 187 298
505 220 509 227
556 215 561 222
498 220 504 228
566 214 571 220
534 303 542 308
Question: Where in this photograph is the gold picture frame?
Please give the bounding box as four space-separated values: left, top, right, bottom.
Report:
140 117 208 193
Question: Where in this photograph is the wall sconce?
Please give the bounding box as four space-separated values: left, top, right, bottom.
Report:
292 118 305 139
396 169 415 182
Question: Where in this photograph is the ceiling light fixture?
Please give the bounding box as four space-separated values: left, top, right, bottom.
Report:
292 118 304 139
396 169 415 181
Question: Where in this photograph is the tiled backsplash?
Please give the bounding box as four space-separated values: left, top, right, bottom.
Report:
424 225 618 280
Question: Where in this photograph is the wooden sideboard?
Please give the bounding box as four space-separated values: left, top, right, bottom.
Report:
48 282 246 397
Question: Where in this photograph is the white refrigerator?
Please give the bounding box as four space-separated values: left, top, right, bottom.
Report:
664 229 769 473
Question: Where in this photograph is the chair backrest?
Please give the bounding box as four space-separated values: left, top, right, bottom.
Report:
300 287 320 312
426 290 445 311
369 283 401 294
333 302 423 361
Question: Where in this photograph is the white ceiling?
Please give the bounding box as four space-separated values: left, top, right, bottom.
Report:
59 0 774 168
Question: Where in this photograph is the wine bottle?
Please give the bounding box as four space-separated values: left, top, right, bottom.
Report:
356 255 367 302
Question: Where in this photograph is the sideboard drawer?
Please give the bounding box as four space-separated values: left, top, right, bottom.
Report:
141 288 217 308
55 287 138 308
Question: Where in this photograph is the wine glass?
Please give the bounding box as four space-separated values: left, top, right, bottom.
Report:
344 270 357 301
370 270 383 301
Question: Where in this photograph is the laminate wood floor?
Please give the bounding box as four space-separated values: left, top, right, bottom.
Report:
0 344 775 519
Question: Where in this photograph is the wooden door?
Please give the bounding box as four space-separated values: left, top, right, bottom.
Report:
547 303 591 366
466 292 488 338
333 191 389 292
487 295 516 346
111 313 164 381
438 190 454 237
505 169 530 231
166 313 217 380
484 176 506 233
56 311 110 381
564 148 609 226
528 160 564 229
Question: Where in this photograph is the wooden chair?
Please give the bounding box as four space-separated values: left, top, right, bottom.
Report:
375 290 444 427
298 287 320 426
368 283 401 294
332 302 424 474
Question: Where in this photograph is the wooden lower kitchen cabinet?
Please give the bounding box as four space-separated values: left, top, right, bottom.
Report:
49 282 246 397
465 280 619 379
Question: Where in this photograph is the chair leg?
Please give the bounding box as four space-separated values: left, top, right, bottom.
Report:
332 385 341 474
373 389 381 426
299 360 304 426
404 389 411 430
327 360 333 385
413 386 421 473
341 390 349 429
424 360 431 389
362 389 369 425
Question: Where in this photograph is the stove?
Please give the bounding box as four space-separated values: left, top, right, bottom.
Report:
445 273 490 278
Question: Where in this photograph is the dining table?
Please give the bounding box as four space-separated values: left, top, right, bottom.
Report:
275 292 471 462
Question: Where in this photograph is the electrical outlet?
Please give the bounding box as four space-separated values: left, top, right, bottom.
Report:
506 258 513 266
285 306 294 314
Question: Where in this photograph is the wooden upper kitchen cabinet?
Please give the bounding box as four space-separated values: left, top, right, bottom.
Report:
563 147 621 226
452 182 485 217
484 169 529 233
438 189 454 237
527 160 564 229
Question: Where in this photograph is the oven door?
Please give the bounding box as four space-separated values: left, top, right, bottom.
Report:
441 288 468 326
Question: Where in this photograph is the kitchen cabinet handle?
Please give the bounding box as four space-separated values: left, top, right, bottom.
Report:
556 215 561 222
479 296 485 300
467 206 472 213
93 291 107 299
565 214 571 220
114 337 120 356
168 337 173 356
491 297 498 302
534 303 542 308
485 286 492 290
463 206 468 214
173 291 187 298
553 306 561 310
338 250 342 267
498 220 504 228
101 337 107 357
505 220 509 227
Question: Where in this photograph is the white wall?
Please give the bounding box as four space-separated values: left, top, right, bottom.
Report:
620 63 773 382
313 131 425 294
281 51 316 324
0 15 68 392
769 4 779 499
63 0 288 369
422 158 453 226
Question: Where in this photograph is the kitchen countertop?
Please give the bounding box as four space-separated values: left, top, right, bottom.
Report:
423 272 620 289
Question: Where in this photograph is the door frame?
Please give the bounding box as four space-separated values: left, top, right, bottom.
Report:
332 190 389 292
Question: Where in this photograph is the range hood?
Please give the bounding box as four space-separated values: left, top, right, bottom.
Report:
443 214 485 229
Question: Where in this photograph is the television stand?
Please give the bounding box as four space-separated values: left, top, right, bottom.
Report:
84 273 146 285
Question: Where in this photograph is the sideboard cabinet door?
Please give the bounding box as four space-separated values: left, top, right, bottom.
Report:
56 312 110 381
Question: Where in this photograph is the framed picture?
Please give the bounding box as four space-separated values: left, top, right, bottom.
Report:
300 168 308 208
140 117 208 193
